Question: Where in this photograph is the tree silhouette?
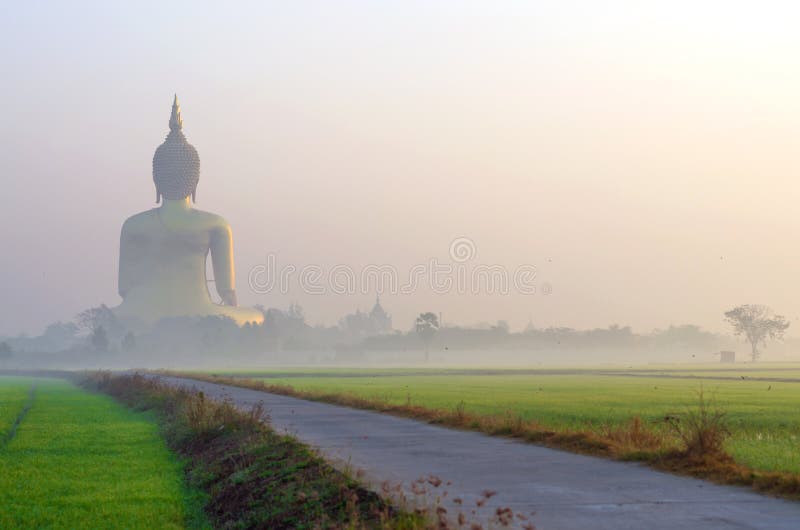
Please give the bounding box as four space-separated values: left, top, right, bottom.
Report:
76 304 125 346
724 305 790 362
90 325 110 353
0 341 12 362
121 332 137 353
415 312 439 362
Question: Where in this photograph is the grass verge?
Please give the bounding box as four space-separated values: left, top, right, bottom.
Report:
163 371 800 501
83 372 430 529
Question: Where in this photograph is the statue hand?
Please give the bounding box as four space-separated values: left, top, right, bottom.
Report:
219 289 239 307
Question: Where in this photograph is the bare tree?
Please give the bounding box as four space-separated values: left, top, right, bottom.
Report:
76 305 123 338
724 305 790 362
415 312 439 362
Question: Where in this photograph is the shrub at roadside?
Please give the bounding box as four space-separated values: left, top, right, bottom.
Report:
665 387 730 461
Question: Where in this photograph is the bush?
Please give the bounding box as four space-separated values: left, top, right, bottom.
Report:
665 387 730 460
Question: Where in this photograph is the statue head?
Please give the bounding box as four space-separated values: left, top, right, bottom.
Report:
153 95 200 203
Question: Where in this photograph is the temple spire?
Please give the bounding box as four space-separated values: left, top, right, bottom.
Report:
169 94 183 132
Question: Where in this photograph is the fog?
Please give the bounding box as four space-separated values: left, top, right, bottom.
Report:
1 1 798 350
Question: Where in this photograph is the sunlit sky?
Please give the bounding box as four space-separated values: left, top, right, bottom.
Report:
1 1 798 336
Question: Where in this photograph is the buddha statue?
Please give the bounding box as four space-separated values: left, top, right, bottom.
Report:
114 95 264 327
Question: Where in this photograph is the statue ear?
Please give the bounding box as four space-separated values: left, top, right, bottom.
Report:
156 190 162 204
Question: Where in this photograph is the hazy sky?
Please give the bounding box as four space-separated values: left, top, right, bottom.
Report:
1 1 798 336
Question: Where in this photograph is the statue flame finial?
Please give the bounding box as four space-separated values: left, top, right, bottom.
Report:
169 94 183 132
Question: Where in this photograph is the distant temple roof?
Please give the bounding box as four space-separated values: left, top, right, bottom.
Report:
369 295 389 319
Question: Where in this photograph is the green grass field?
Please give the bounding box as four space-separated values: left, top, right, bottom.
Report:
0 376 205 529
220 365 800 474
0 377 32 438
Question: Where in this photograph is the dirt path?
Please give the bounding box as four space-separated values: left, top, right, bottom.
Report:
156 375 800 530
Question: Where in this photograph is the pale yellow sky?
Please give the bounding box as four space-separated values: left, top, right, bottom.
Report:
0 1 798 336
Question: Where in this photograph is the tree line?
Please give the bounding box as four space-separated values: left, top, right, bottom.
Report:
0 303 791 363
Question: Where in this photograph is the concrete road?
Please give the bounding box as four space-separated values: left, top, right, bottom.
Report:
157 376 800 530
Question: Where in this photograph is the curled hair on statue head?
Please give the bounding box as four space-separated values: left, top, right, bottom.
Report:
152 94 200 204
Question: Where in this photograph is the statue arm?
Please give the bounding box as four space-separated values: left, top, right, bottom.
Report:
210 224 238 306
118 222 133 298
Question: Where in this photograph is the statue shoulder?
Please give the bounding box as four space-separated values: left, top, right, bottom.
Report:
190 209 231 230
121 209 158 233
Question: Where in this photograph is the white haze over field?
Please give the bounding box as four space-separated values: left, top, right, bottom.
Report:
1 1 799 337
